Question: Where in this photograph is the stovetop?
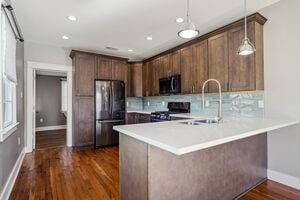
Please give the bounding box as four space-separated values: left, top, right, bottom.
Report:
150 102 190 122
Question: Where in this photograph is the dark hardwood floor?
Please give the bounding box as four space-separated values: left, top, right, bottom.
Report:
241 180 300 200
10 146 300 200
35 129 66 149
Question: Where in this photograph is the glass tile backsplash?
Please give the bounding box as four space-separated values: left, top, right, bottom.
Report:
127 91 264 117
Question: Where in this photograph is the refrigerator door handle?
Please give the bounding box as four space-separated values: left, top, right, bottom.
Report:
96 119 125 123
110 82 113 117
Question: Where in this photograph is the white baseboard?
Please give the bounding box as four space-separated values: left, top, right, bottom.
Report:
268 169 300 189
36 125 67 132
0 148 25 200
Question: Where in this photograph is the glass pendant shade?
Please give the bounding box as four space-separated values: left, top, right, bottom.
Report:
237 0 256 56
237 37 256 55
178 0 199 39
178 22 199 39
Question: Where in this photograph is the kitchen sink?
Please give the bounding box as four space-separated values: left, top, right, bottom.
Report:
179 119 219 125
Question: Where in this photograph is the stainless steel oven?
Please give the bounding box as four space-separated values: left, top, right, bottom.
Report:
159 75 181 95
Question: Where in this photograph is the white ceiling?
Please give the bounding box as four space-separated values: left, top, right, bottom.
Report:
12 0 279 61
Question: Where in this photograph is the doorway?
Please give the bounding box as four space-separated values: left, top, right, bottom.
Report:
35 71 67 149
26 62 73 152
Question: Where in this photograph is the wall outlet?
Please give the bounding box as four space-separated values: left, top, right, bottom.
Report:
40 118 44 123
162 101 165 106
18 137 20 145
126 101 129 107
147 101 150 106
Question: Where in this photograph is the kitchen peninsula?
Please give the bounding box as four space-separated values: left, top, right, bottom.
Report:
114 116 298 200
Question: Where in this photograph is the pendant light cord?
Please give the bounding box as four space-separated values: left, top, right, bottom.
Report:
244 0 247 39
186 0 190 24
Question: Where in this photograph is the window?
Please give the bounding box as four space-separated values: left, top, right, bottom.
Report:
4 77 15 127
0 5 18 141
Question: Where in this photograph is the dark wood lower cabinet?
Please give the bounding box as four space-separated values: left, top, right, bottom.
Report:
126 113 150 124
73 96 94 146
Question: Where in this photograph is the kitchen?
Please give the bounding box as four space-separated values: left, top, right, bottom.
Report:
1 0 300 199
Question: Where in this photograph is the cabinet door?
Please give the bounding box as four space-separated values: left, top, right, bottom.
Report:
169 50 181 75
208 32 229 92
96 57 112 80
152 59 160 96
127 64 132 97
228 23 255 91
180 46 194 94
74 97 94 146
137 114 150 123
193 40 208 93
126 113 136 124
142 63 149 96
130 63 143 97
112 60 127 82
146 62 154 96
74 53 95 96
160 55 170 77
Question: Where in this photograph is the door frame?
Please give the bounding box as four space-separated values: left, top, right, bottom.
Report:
25 61 73 152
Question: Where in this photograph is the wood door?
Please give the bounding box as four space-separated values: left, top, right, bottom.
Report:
74 53 95 96
127 64 132 97
112 60 127 82
228 23 255 91
180 46 194 94
146 62 154 96
169 50 181 75
130 63 143 97
96 57 112 80
152 59 160 96
193 40 208 93
142 63 149 97
160 55 170 77
208 32 229 92
74 97 94 146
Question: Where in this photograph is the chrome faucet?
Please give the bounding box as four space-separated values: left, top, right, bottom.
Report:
202 79 222 123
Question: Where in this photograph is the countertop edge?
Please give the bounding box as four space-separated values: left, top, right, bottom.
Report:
114 120 299 155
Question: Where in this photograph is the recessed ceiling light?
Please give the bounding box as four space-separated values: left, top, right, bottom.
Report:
128 49 133 52
62 35 69 40
67 15 77 21
146 36 153 41
176 17 184 23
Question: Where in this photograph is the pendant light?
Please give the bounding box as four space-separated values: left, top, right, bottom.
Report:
178 0 199 39
237 0 256 55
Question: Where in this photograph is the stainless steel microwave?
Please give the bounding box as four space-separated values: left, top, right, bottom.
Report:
159 75 181 95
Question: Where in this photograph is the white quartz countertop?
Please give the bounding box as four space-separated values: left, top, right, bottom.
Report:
114 116 299 155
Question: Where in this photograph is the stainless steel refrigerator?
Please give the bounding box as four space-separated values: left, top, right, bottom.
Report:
95 80 125 147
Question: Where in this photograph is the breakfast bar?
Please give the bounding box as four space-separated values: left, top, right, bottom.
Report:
114 117 298 200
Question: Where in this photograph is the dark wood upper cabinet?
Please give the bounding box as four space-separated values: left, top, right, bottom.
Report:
208 32 229 92
74 53 95 96
112 60 127 82
193 40 208 93
228 21 264 91
180 45 194 94
228 23 255 91
96 57 112 80
145 62 154 96
152 59 160 96
160 54 170 78
129 63 143 97
169 50 181 76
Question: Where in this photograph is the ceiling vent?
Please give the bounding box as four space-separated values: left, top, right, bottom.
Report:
106 46 119 51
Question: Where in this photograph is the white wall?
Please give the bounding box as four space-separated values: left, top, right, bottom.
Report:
260 0 300 180
24 41 71 66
